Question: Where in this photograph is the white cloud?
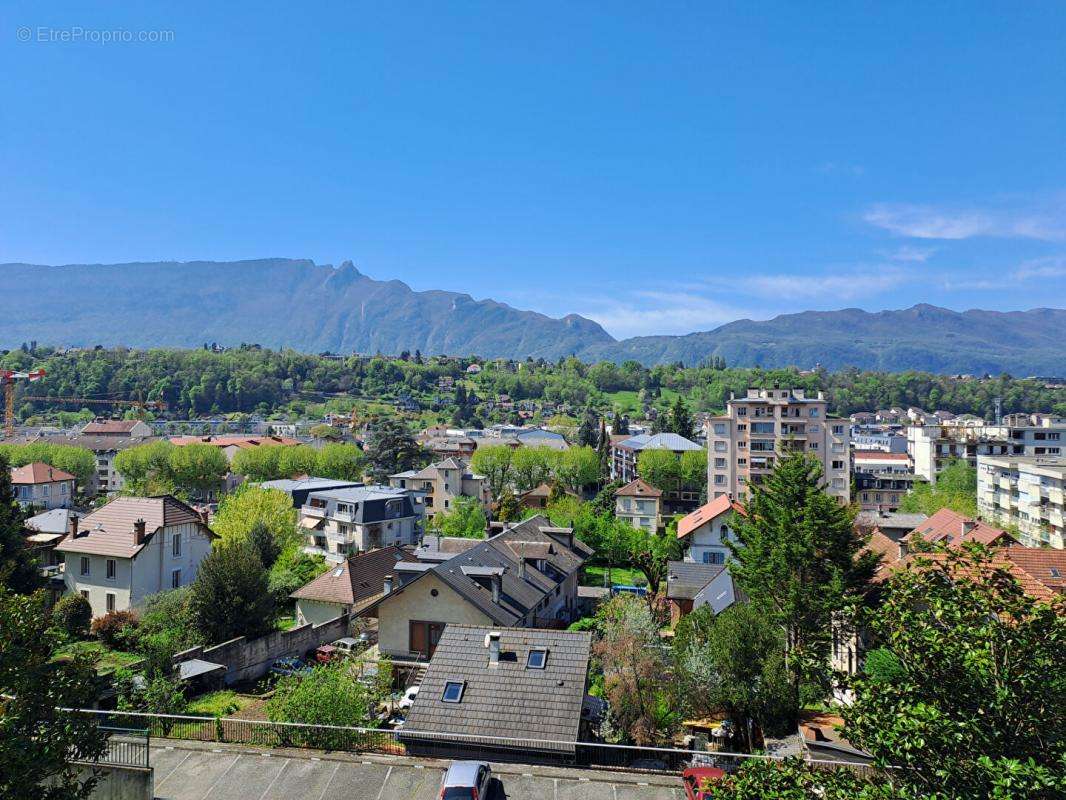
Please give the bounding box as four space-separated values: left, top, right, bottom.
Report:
580 291 757 338
741 268 911 301
863 202 1066 241
1012 256 1066 280
884 245 936 263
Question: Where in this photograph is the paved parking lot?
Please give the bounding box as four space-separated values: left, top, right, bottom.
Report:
150 741 684 800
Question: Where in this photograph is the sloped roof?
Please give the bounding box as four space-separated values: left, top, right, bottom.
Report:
666 560 726 600
290 546 417 609
852 451 910 462
10 462 76 484
82 420 143 435
615 433 702 452
1002 546 1066 595
677 495 745 539
169 435 301 449
903 508 1014 548
56 495 208 557
880 550 1063 603
364 515 592 626
24 507 83 535
854 511 927 532
614 478 662 498
402 625 591 751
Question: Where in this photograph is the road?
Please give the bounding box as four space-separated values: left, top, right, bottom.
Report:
149 741 685 800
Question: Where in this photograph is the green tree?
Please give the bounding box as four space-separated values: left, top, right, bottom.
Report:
231 445 283 482
114 440 177 495
496 488 521 521
248 521 282 569
267 659 392 747
636 448 680 492
470 445 514 501
364 417 425 482
52 593 92 639
0 455 40 593
276 445 319 479
665 395 695 439
314 443 366 481
553 446 600 493
267 541 328 600
0 588 106 800
728 453 878 716
679 449 708 488
626 521 682 595
309 423 341 441
434 496 487 539
128 588 199 676
840 546 1066 799
168 443 228 495
900 459 978 517
510 446 553 492
189 539 275 644
211 485 297 549
576 406 599 447
674 605 793 751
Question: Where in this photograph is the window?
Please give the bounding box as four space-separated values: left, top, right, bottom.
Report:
713 423 727 436
832 425 845 435
737 407 747 417
714 458 726 468
441 681 465 703
702 550 725 565
809 409 820 417
80 556 90 577
106 559 116 580
737 458 747 466
714 475 726 485
171 569 182 589
832 460 845 470
808 424 820 433
526 649 548 669
172 532 182 557
106 593 116 613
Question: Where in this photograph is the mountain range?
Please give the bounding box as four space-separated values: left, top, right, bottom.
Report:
1 259 1063 376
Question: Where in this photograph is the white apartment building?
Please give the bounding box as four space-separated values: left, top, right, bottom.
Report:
55 496 216 618
388 457 491 514
300 485 424 563
705 388 850 503
909 414 1065 482
977 455 1065 549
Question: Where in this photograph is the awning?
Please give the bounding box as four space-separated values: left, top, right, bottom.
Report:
300 517 325 530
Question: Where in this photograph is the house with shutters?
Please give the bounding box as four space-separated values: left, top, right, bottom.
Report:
55 495 216 618
10 462 76 510
675 493 746 566
361 514 592 660
388 457 491 514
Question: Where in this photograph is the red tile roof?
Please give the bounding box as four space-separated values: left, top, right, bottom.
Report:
883 550 1062 603
56 495 210 557
903 508 1014 548
677 495 745 539
853 451 910 461
1002 546 1066 595
10 462 76 485
614 478 663 498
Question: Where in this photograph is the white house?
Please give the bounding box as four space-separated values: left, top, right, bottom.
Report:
675 494 745 566
10 462 76 510
55 496 216 618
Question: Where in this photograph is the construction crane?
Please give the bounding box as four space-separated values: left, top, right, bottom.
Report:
1 368 45 438
2 368 167 437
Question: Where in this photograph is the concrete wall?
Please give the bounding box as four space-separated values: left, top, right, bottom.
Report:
174 613 349 684
375 573 492 658
295 598 347 627
53 764 153 800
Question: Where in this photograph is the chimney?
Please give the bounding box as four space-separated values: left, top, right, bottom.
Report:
519 557 527 580
133 518 146 545
200 509 210 525
383 574 394 595
68 513 79 538
486 631 501 665
491 573 501 604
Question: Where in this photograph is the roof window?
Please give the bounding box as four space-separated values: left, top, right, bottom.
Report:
441 680 465 703
526 648 547 669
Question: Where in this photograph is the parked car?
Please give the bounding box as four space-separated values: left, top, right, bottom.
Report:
398 685 420 710
439 761 492 800
269 657 311 678
309 644 338 664
610 584 648 597
682 766 726 800
332 636 369 658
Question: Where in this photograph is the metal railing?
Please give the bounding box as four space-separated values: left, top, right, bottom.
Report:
70 709 880 777
72 725 150 768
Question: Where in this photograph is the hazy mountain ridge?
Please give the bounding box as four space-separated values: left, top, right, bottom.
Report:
1 260 1062 375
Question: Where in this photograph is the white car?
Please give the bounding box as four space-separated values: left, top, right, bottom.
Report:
439 761 492 800
398 685 420 710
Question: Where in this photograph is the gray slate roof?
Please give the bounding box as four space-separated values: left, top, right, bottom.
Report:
366 515 593 626
402 625 591 752
616 432 702 452
666 560 726 600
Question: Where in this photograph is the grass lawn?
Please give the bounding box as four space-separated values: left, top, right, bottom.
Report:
581 565 645 587
54 640 143 675
186 690 255 717
604 390 642 415
275 615 297 631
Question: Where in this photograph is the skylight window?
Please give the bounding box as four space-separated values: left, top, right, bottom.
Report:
441 681 465 703
526 648 547 669
1051 567 1061 578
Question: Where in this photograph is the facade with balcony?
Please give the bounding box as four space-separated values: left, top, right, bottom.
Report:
705 388 850 504
299 485 424 563
977 454 1065 549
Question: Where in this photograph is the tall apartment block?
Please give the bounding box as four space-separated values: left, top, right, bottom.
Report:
705 388 850 504
908 413 1066 483
977 454 1065 549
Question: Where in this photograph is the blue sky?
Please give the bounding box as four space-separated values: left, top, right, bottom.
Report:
2 2 1065 339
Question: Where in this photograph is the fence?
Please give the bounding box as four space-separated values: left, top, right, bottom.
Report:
71 709 879 777
72 725 150 768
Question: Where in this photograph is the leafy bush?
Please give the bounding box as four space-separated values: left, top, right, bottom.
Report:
91 610 139 648
52 593 92 639
862 647 905 685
